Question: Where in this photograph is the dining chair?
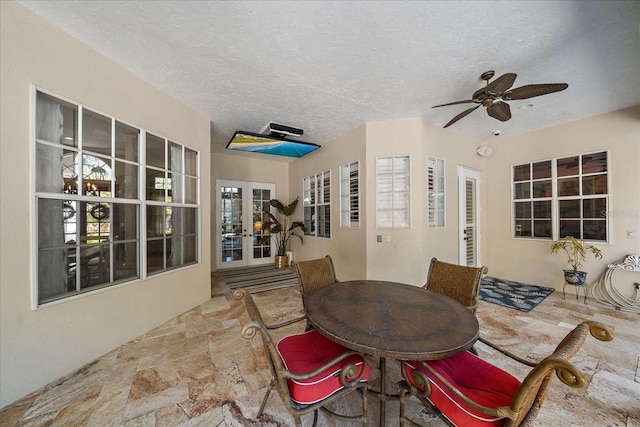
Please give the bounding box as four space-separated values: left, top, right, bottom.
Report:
294 255 339 330
423 257 488 314
398 321 614 427
234 289 370 426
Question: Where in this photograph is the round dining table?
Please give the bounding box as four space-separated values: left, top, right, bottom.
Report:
304 280 479 426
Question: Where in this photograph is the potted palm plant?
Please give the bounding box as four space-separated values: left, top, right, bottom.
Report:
550 236 603 286
260 198 304 268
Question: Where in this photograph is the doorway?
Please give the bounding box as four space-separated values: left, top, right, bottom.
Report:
216 180 275 269
458 167 481 267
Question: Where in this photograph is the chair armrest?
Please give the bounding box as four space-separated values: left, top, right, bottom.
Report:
265 315 307 330
283 350 370 387
478 336 538 367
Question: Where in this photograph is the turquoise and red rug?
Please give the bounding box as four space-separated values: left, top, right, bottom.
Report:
480 276 555 312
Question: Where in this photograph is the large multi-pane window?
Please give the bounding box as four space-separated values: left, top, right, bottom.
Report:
34 89 199 306
303 170 331 238
513 151 608 242
376 156 410 228
145 134 199 275
339 161 359 228
427 156 445 228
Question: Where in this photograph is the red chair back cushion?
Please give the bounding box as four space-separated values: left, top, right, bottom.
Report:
277 330 370 404
403 351 521 426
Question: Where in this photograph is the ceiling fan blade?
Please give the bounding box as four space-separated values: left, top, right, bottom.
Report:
487 102 512 122
443 105 481 128
503 83 569 100
432 100 476 108
485 73 517 96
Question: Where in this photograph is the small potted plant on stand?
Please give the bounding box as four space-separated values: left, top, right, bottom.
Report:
550 236 603 302
260 198 304 269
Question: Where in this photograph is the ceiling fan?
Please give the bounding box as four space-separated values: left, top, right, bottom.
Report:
434 70 568 128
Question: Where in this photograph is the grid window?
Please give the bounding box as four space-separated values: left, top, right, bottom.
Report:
303 170 331 238
427 156 445 228
512 152 608 242
34 89 199 306
376 156 410 228
340 161 359 228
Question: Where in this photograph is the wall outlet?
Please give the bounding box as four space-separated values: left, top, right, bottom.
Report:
385 235 391 242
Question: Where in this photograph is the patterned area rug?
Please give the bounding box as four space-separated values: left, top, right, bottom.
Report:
480 276 555 312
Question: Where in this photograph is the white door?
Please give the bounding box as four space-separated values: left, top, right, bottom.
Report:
216 180 276 269
458 167 481 267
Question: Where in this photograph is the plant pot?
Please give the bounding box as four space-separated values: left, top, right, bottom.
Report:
274 255 289 269
563 269 587 286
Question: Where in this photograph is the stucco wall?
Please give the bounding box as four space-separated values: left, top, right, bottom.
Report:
288 125 368 281
0 2 211 407
484 106 640 293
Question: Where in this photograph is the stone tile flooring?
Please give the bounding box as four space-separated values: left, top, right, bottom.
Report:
1 274 639 426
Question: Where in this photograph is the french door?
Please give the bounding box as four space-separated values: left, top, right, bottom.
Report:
458 167 481 267
216 180 275 269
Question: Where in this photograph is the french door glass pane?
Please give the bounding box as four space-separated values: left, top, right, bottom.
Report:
533 181 551 198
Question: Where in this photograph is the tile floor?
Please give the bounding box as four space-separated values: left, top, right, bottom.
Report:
1 274 639 426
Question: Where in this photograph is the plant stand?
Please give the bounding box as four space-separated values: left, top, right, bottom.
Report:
562 269 588 304
563 281 588 304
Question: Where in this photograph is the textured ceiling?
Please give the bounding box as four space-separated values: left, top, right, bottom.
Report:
18 1 640 158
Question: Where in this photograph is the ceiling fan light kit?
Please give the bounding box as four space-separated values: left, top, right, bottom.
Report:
434 70 568 128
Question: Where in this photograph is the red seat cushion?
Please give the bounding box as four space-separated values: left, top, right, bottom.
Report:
402 351 521 427
276 330 370 404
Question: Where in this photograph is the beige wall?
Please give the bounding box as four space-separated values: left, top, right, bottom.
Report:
288 125 368 280
364 118 486 286
485 106 640 293
0 2 211 407
210 152 290 270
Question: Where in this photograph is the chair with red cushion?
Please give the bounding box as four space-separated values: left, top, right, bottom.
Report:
423 257 488 315
294 255 339 330
399 321 613 427
234 289 370 426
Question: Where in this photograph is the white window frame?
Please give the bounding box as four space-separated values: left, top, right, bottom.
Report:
303 170 331 238
376 155 410 229
427 156 445 228
512 151 609 243
32 87 200 308
339 161 360 228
